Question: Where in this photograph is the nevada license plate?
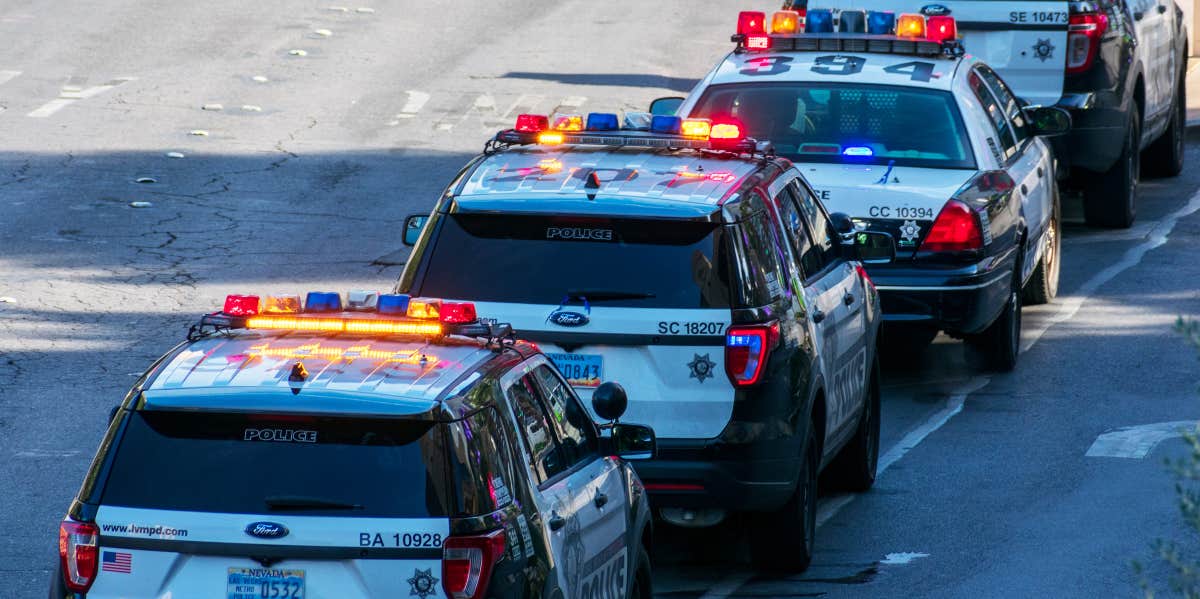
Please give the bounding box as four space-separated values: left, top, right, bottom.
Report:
547 353 603 388
227 567 305 599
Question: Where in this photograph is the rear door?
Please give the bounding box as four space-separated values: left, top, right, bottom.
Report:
409 212 735 440
89 411 454 599
821 0 1070 106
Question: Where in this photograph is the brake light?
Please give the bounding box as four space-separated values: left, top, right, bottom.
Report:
725 322 780 387
925 15 957 43
737 11 766 35
855 263 873 288
58 520 99 592
1067 11 1108 74
920 200 983 252
443 529 506 599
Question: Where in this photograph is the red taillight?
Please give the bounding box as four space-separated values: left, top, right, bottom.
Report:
725 321 780 387
58 520 99 592
515 113 548 133
737 11 766 35
1066 12 1108 74
223 294 260 316
920 200 983 252
925 15 957 43
439 301 477 324
443 529 506 599
855 263 873 289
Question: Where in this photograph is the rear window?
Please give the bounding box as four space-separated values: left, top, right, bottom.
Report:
415 213 735 309
692 82 975 169
102 411 459 517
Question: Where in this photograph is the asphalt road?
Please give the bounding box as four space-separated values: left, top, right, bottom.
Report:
2 2 1199 597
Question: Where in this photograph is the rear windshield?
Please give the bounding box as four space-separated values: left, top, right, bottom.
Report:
414 213 735 309
102 411 458 517
692 82 975 169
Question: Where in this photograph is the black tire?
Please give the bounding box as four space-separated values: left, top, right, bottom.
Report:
966 281 1022 372
1022 186 1061 305
749 423 818 572
829 356 881 492
628 544 653 599
1143 59 1186 178
1084 109 1139 228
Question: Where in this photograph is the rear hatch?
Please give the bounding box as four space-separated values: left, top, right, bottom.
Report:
819 0 1069 106
87 410 473 599
412 212 736 439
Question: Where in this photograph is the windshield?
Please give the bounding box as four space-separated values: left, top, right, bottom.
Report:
691 82 976 169
413 213 735 309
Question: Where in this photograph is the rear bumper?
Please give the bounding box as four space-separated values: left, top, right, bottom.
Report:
1053 92 1128 174
632 438 801 513
870 263 1012 335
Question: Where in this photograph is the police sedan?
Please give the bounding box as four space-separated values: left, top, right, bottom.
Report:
665 8 1071 370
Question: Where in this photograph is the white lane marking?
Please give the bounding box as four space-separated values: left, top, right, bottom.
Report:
397 90 429 118
500 93 543 120
15 449 80 458
473 94 496 111
697 572 754 599
0 70 21 86
560 95 587 108
1086 421 1198 458
881 552 929 565
27 78 134 117
707 185 1200 599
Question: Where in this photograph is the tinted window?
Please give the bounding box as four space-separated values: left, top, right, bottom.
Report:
773 186 815 280
532 364 598 468
732 209 787 307
969 70 1016 160
506 375 566 484
447 406 517 515
790 182 839 276
416 213 733 309
692 82 975 169
976 66 1028 144
102 411 454 517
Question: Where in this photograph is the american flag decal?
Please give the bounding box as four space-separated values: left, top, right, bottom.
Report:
101 551 132 573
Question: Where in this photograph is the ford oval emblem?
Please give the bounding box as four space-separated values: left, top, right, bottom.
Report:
921 4 952 16
245 521 289 540
548 310 590 327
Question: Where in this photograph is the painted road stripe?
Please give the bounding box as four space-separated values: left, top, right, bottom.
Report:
27 78 135 118
396 90 429 118
0 70 21 87
705 180 1200 599
1086 421 1198 458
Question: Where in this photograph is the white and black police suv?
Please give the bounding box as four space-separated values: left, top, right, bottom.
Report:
661 8 1073 370
50 292 656 599
397 113 896 571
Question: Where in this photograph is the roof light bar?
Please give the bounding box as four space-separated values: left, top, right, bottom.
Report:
731 8 961 56
771 10 801 34
515 114 548 133
896 13 926 38
737 11 766 35
245 315 444 336
493 113 762 154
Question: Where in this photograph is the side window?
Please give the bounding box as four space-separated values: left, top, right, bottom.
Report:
977 66 1028 144
773 185 817 280
505 375 565 484
968 69 1017 161
531 365 599 468
732 208 787 306
789 181 839 276
450 406 517 515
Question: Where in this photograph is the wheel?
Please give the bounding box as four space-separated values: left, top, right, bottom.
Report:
749 423 818 572
1143 58 1186 178
1022 186 1061 305
1084 109 1139 228
628 544 653 599
829 355 881 492
965 280 1022 372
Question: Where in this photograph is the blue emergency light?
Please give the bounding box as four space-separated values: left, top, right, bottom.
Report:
867 10 896 34
650 115 682 135
839 10 866 33
305 291 343 312
377 293 411 315
586 112 619 131
806 9 834 33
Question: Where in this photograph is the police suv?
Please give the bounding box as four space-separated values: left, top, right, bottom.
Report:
51 292 656 599
398 115 895 570
664 9 1072 370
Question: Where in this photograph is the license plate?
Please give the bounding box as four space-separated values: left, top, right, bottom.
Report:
227 567 305 599
547 353 603 388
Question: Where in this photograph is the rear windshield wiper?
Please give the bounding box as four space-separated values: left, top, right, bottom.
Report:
565 289 656 302
265 495 363 511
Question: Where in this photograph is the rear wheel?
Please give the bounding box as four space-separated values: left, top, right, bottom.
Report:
829 356 880 492
1022 187 1061 305
1084 109 1139 228
1143 61 1186 178
750 423 818 572
966 281 1022 372
628 544 652 599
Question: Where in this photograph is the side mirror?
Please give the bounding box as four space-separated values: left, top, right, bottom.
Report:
591 381 628 421
1026 106 1071 137
847 231 896 264
609 423 656 460
403 214 428 246
829 212 855 236
649 97 685 116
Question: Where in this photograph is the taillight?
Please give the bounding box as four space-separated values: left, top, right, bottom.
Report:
443 529 506 599
725 321 780 387
855 263 873 289
919 200 983 252
58 519 99 592
1066 11 1108 74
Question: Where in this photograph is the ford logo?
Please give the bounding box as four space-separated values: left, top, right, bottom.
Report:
548 310 590 327
245 521 289 540
920 4 952 16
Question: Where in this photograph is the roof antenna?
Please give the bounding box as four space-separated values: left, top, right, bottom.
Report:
876 160 896 185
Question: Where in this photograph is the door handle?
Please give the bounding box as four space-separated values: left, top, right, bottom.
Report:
1158 4 1167 14
843 292 855 306
548 513 566 531
1021 184 1029 195
593 492 608 509
1134 10 1144 20
1037 166 1044 178
812 309 826 324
